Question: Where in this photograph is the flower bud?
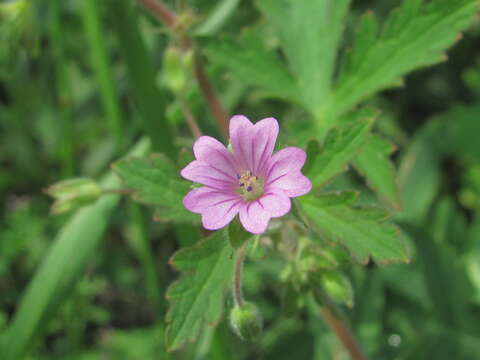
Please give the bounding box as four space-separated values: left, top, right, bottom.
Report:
229 302 262 341
46 178 101 214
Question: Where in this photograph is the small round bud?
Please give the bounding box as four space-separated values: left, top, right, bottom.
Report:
229 302 262 341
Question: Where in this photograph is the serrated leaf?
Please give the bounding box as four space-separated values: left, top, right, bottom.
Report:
300 193 410 264
256 0 351 112
353 134 401 210
112 154 198 223
322 0 478 119
306 118 374 187
203 32 299 102
165 230 235 351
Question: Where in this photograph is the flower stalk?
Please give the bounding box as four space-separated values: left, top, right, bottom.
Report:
233 242 247 307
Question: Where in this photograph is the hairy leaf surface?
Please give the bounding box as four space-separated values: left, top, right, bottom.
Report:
301 193 410 264
306 119 373 187
113 154 198 223
353 135 401 209
257 0 351 111
165 230 235 351
321 0 478 119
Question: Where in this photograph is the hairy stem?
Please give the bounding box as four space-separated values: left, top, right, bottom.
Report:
232 243 247 307
313 284 368 360
193 53 229 138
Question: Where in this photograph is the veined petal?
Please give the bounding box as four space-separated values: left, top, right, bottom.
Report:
269 172 312 197
183 187 242 230
258 191 291 217
239 201 271 234
180 160 236 189
230 116 279 176
251 117 279 175
267 147 307 182
265 147 310 198
193 136 238 177
229 115 253 171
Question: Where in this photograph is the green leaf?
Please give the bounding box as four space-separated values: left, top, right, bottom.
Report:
203 32 299 102
2 139 150 360
257 0 351 112
322 0 478 119
165 230 235 351
353 134 401 210
306 118 373 188
113 154 198 223
300 193 410 264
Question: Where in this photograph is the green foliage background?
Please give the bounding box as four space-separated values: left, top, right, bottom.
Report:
1 0 480 359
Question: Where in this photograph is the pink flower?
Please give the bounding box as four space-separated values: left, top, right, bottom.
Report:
180 115 312 234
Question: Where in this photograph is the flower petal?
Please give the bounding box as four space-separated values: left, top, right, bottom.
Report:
251 117 279 175
229 115 253 171
229 116 279 176
192 136 238 178
269 172 312 197
180 160 236 189
259 191 291 217
267 147 307 181
201 198 242 230
265 147 311 197
183 187 242 230
239 201 271 234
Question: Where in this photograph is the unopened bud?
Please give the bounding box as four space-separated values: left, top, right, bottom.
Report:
230 302 262 341
162 46 193 94
46 178 101 214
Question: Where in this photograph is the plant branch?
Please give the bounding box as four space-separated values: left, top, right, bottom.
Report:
135 0 229 139
312 282 368 360
232 243 247 307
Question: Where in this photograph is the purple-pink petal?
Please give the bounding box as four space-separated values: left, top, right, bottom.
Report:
269 172 312 197
239 201 271 234
258 191 291 218
183 187 243 230
229 115 279 176
180 160 236 190
192 136 238 178
265 146 311 197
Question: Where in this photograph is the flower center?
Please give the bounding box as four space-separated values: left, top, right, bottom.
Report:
237 170 264 201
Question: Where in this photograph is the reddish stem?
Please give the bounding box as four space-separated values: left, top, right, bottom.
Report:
193 53 229 138
320 307 368 360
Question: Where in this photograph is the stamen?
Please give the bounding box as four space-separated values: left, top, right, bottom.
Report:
236 170 265 201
